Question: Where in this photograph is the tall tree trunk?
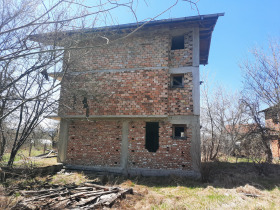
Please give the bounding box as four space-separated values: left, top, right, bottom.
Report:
0 126 6 161
8 149 17 167
264 140 273 163
29 141 32 157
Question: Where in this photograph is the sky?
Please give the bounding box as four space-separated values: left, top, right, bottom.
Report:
94 0 280 91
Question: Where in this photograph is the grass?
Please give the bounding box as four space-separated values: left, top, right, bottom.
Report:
1 147 58 167
1 149 41 163
0 155 280 209
50 173 87 185
4 173 278 210
115 177 280 210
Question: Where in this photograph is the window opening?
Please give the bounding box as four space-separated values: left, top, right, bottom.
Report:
145 122 159 152
173 125 186 139
171 35 184 50
171 74 184 88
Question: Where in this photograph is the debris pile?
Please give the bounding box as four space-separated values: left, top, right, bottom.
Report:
236 184 263 198
14 182 133 209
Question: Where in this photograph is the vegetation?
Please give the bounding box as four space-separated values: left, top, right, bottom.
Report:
201 38 280 164
0 159 279 209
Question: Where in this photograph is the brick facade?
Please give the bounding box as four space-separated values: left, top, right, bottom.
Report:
265 113 280 159
59 70 193 116
54 14 223 176
127 121 192 170
66 120 122 166
65 120 192 170
60 28 195 172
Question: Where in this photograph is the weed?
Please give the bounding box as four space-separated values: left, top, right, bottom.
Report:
51 172 87 185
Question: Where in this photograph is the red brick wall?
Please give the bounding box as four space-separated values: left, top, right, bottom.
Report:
127 121 192 170
270 140 280 158
65 120 192 170
61 26 196 170
66 120 122 166
265 118 280 158
59 69 193 116
59 28 194 117
168 72 193 115
169 31 193 68
65 29 193 71
67 33 170 71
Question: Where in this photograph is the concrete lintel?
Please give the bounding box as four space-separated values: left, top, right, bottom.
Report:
45 115 61 121
60 115 168 119
67 66 169 75
65 164 123 174
168 115 198 124
64 164 200 177
128 168 200 177
169 66 198 74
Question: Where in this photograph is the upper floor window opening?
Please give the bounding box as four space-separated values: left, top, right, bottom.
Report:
171 35 185 50
171 74 184 88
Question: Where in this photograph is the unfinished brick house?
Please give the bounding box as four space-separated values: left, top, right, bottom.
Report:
264 107 280 160
50 13 223 176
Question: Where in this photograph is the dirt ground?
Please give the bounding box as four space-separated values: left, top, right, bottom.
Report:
1 161 280 209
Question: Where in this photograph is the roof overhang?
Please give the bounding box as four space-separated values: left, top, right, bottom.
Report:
31 13 224 65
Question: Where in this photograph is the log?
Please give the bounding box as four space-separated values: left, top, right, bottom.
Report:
84 182 110 191
74 187 94 191
15 183 133 209
20 187 65 196
24 189 69 202
76 190 119 206
104 188 133 207
50 199 70 209
242 193 261 197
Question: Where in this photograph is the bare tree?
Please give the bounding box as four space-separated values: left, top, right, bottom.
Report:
240 39 280 163
240 98 273 163
241 39 280 108
201 74 248 161
0 0 200 166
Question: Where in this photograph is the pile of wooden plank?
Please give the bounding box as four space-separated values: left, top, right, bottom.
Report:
14 183 133 209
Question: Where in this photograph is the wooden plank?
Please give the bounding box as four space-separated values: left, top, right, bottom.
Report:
84 183 111 191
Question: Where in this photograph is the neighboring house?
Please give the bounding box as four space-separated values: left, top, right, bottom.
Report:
38 139 52 146
224 124 258 156
38 13 223 176
225 124 258 135
264 107 280 160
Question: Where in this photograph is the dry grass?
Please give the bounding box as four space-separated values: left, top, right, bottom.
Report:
8 157 58 168
1 171 280 210
0 160 280 209
32 157 58 167
236 184 264 195
115 180 280 210
50 172 87 185
0 185 20 209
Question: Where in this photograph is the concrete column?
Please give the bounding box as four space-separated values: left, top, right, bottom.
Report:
192 27 200 116
191 27 201 173
192 27 200 67
57 119 69 163
120 120 129 174
192 67 200 116
190 116 201 173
